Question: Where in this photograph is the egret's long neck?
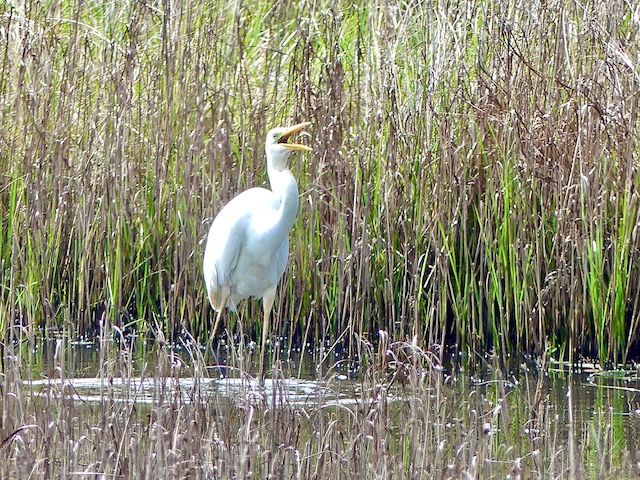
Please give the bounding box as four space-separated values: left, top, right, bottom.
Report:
267 164 299 240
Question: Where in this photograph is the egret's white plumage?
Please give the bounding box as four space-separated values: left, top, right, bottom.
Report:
203 186 291 311
203 122 311 369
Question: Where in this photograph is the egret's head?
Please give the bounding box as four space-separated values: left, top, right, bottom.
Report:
265 121 312 171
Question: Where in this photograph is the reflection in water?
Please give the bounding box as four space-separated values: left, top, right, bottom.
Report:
27 376 360 407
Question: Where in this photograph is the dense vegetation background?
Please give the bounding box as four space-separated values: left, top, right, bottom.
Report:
1 0 639 362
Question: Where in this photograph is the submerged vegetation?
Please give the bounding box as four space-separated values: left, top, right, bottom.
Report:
1 0 639 363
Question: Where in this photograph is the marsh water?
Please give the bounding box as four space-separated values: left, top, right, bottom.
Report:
11 340 640 476
20 339 640 446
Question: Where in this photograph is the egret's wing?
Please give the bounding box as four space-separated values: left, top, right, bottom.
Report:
203 187 275 309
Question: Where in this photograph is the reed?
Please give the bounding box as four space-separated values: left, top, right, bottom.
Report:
1 0 639 363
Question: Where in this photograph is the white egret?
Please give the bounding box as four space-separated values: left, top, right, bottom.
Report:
203 121 312 373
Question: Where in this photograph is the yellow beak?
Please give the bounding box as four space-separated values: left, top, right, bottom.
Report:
279 121 312 152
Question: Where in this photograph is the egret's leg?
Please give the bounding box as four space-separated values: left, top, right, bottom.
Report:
259 289 276 378
210 292 229 341
206 293 229 378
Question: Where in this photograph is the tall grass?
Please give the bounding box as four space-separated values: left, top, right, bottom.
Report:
1 0 639 362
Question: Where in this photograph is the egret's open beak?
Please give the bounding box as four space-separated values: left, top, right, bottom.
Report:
279 121 312 152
